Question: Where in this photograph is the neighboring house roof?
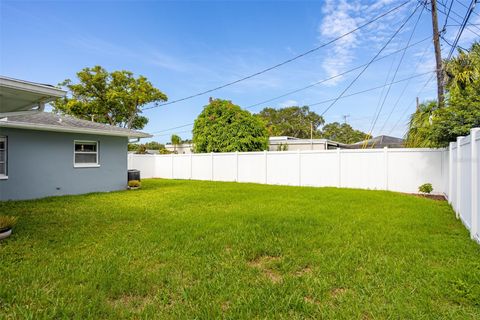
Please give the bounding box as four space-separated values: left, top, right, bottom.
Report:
269 136 346 147
352 135 404 148
0 112 152 138
0 76 66 115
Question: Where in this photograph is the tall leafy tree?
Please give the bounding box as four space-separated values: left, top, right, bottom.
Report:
256 106 324 138
193 99 268 152
430 42 480 146
320 122 367 144
52 66 167 129
405 42 480 147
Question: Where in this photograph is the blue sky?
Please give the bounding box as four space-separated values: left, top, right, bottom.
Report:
1 0 479 143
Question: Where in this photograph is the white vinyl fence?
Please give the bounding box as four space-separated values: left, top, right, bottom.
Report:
128 128 479 242
446 128 479 242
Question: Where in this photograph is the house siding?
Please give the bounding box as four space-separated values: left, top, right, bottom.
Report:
0 128 128 201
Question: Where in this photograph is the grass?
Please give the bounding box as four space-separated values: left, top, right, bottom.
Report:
1 179 480 319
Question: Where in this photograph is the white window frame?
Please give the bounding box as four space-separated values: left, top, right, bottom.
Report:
73 140 100 168
0 136 7 179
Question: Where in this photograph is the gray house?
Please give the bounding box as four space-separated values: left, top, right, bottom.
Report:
0 76 151 201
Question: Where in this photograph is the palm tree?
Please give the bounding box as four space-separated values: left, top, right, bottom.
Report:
404 101 437 148
171 134 181 153
444 42 480 91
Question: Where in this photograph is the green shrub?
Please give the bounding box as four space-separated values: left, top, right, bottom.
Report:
419 183 433 194
128 180 141 188
0 216 18 231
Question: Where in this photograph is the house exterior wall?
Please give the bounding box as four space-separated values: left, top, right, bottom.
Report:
0 128 128 201
268 142 328 151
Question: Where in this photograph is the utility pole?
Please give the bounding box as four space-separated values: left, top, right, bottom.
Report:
416 97 420 110
342 114 350 124
430 0 445 107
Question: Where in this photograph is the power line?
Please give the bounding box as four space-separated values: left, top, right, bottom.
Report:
436 0 480 36
377 40 432 135
143 1 412 110
150 36 431 135
319 1 421 117
152 71 434 137
447 0 477 59
365 3 425 143
388 72 435 136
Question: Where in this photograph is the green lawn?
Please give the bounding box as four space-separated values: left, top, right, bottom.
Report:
1 179 479 319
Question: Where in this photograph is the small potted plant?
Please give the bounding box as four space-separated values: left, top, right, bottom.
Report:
0 216 18 240
418 183 433 196
128 180 141 190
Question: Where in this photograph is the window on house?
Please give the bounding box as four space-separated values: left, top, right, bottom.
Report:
0 137 6 178
74 141 99 167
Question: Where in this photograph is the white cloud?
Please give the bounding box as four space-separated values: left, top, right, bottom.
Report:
278 99 299 108
317 0 410 86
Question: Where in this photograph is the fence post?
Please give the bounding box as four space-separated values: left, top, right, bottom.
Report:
384 147 389 190
337 148 341 188
448 142 454 204
235 151 239 182
171 153 174 179
456 136 464 218
471 129 479 240
298 150 301 186
211 152 214 181
190 152 193 180
264 150 268 184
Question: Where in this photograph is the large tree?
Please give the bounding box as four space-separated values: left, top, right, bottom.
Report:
404 42 480 147
320 122 367 144
429 42 480 146
52 66 167 129
256 106 324 138
193 99 268 152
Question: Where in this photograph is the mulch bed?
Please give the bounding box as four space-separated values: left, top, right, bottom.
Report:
408 193 446 201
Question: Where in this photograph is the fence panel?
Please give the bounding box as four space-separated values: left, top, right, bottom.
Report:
340 150 385 190
237 152 265 184
173 154 191 180
388 149 445 194
300 151 339 187
213 153 236 182
267 152 299 186
191 154 212 181
459 136 472 228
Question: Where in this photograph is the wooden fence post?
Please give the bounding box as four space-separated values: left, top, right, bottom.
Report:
471 129 479 240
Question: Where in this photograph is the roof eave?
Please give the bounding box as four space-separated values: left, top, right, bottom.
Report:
0 121 151 139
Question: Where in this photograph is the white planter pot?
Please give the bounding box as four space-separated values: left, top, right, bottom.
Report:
0 228 12 240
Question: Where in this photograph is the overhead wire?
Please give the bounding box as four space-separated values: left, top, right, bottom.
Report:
150 36 431 135
364 2 425 148
447 0 478 59
142 1 412 110
376 40 432 135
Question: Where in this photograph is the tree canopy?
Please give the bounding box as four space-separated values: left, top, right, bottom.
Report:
320 122 367 144
256 106 324 138
405 42 480 147
193 99 268 152
52 66 167 130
